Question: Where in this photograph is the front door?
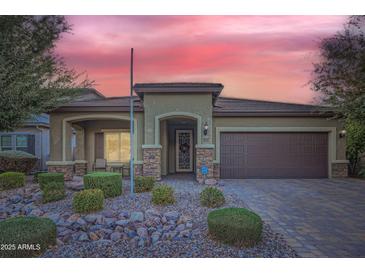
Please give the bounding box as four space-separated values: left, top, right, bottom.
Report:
176 130 193 172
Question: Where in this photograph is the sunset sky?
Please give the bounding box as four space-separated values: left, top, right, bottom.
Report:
56 16 347 104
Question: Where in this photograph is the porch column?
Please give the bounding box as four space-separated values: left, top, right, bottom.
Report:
47 115 75 181
196 144 215 182
142 145 162 181
74 126 87 176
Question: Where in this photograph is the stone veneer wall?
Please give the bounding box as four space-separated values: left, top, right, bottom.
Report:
143 148 161 180
48 164 74 181
196 147 214 181
75 162 87 176
332 163 348 178
213 163 220 180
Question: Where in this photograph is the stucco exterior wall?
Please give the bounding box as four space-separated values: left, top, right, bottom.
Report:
143 93 213 145
48 111 144 163
212 116 346 161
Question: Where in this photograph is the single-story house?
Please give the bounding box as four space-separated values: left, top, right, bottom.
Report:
47 82 348 181
0 114 50 170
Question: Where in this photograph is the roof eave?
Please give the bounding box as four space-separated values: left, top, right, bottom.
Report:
51 106 144 113
213 111 335 117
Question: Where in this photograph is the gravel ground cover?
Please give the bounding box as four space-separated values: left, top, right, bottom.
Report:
0 176 298 258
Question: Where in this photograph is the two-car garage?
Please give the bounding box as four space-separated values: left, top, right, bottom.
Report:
220 132 328 179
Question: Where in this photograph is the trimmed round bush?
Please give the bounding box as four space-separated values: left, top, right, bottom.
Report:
151 184 175 205
207 207 263 247
0 172 25 191
73 189 104 213
200 187 225 208
0 216 56 257
84 172 122 198
135 176 155 193
38 173 65 203
0 150 37 174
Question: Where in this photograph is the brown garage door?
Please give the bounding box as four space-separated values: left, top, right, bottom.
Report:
220 132 328 179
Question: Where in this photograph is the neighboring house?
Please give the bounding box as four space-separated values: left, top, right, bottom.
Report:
47 82 348 181
0 114 50 170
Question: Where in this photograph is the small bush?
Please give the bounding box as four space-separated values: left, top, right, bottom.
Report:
33 171 48 184
152 184 175 205
200 187 225 208
84 172 122 198
0 150 37 174
207 207 263 247
0 216 56 257
73 189 104 213
135 176 155 193
0 172 25 191
38 173 65 203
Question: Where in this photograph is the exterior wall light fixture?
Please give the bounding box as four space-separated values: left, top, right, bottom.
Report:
339 129 346 138
203 122 209 136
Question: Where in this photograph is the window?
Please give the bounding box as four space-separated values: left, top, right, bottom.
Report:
16 135 28 152
0 134 35 155
104 131 130 163
0 135 12 151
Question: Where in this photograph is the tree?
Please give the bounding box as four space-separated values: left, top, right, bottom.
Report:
346 119 365 175
311 15 365 124
0 16 92 131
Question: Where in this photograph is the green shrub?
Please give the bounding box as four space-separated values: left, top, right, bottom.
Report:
200 187 225 208
0 172 25 191
73 189 104 213
84 172 122 198
38 173 65 203
0 150 37 174
135 176 155 193
0 216 56 257
152 184 175 205
207 208 263 247
33 171 48 184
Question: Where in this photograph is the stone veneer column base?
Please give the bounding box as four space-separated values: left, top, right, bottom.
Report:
213 163 220 180
142 147 161 181
196 147 214 181
332 162 348 178
134 164 143 176
74 161 88 176
47 161 74 181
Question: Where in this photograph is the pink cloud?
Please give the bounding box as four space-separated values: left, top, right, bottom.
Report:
56 16 347 103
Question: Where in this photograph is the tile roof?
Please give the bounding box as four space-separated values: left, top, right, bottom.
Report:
24 114 50 126
57 96 143 111
213 97 333 116
134 82 223 101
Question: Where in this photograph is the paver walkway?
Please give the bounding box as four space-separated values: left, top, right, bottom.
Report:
163 175 365 257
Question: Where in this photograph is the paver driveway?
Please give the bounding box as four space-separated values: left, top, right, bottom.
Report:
222 178 365 257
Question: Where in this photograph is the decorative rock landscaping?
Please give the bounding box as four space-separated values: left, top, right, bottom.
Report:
0 176 298 258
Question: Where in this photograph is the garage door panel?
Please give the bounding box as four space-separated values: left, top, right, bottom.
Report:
220 132 328 179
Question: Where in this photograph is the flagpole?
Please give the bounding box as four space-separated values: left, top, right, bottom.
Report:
130 48 134 195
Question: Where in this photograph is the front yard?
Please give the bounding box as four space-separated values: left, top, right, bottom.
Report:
0 174 297 258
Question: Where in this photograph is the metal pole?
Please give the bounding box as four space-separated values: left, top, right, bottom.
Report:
130 48 134 195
